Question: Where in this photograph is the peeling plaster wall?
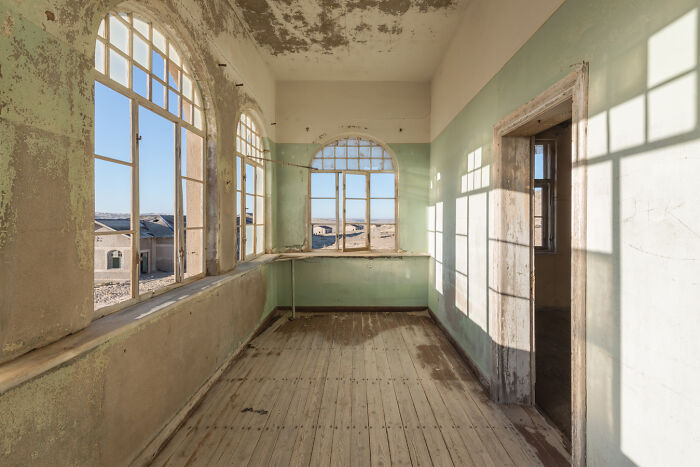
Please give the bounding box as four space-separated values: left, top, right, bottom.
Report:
428 0 700 464
0 265 277 466
0 0 276 363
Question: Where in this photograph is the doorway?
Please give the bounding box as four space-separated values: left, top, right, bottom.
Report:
532 122 572 441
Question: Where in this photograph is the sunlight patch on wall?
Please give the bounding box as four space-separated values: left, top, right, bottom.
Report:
648 71 697 141
587 111 608 159
609 95 645 152
455 195 468 314
462 147 490 193
647 9 697 88
468 192 488 332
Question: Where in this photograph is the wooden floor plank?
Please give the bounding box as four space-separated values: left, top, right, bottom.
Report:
152 311 571 467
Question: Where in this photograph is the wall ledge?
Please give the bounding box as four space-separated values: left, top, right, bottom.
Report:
0 255 279 395
274 252 429 259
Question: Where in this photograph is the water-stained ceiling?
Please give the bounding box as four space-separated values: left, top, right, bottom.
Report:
232 0 472 81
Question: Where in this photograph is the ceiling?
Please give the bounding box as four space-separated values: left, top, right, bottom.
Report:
232 0 472 81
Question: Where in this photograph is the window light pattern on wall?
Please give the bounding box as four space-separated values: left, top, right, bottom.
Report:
93 11 206 314
95 12 204 130
236 113 265 261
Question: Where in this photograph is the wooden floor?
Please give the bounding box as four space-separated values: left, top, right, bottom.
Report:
151 311 570 466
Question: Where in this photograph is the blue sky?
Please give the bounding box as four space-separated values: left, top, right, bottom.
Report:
311 172 395 221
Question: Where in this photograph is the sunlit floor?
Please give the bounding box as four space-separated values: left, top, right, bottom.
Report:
152 311 569 466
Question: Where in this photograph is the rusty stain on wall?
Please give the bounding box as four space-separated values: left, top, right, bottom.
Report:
2 10 14 37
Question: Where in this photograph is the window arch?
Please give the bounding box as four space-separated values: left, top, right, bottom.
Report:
93 10 206 314
235 112 265 261
309 137 397 251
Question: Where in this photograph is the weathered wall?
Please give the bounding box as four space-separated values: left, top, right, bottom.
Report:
0 0 275 363
428 0 700 464
0 264 277 466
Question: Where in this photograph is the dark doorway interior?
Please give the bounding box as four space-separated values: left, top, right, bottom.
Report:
533 120 572 442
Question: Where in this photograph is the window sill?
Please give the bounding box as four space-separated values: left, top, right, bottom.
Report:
275 251 430 260
0 254 278 395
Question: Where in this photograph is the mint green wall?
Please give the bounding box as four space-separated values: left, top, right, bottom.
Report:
429 0 700 464
273 142 429 252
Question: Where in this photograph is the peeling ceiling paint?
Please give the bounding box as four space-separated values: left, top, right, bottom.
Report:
232 0 471 81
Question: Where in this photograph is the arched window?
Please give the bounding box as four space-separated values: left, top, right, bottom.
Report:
309 137 397 251
235 113 265 261
108 250 123 269
93 11 206 313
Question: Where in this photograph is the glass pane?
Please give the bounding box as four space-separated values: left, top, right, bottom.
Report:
346 199 366 222
370 173 395 198
98 19 106 38
236 227 241 261
323 158 334 170
133 16 149 38
168 63 179 90
534 187 544 217
168 89 179 115
246 195 254 223
312 199 335 222
347 145 358 157
169 43 182 67
312 223 338 250
109 15 129 54
139 105 175 215
138 236 175 295
345 174 366 198
95 40 105 73
184 229 203 278
94 234 131 310
256 196 264 225
182 74 193 100
335 159 347 170
323 146 334 157
256 166 264 195
95 82 131 162
236 192 242 227
311 172 335 198
182 128 204 180
311 158 323 169
95 159 131 222
133 34 149 68
370 224 395 250
246 164 255 194
370 199 395 222
109 49 128 87
359 158 371 171
534 145 544 179
183 180 203 228
371 146 383 157
383 159 394 170
194 108 203 130
182 99 192 124
347 158 359 170
245 225 254 256
371 159 383 170
359 146 371 158
335 146 346 157
132 65 148 98
236 156 242 191
152 27 166 52
152 50 165 80
534 217 544 247
152 79 164 107
256 226 264 254
344 225 367 249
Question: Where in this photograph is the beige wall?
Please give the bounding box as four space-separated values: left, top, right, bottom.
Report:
275 80 431 144
430 0 565 140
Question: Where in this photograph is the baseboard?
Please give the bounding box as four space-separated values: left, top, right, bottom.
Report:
275 305 428 313
130 308 281 466
426 308 491 392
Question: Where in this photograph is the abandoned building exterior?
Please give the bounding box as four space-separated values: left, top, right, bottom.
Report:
1 0 699 466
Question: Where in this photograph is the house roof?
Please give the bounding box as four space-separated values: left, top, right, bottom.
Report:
95 215 176 239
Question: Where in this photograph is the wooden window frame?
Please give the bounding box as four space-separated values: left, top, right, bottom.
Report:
307 137 398 252
533 139 557 252
93 10 207 319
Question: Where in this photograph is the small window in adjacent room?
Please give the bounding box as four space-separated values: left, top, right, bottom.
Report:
533 140 556 251
309 137 397 251
235 112 265 261
108 250 122 269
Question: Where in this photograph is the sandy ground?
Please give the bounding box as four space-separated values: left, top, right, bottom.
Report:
313 224 395 250
94 272 175 309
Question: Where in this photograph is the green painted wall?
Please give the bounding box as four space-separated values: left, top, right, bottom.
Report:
429 0 700 464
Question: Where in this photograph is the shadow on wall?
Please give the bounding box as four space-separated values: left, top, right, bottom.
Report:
430 6 700 465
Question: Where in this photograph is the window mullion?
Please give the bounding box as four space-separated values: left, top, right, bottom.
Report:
175 122 183 283
131 99 140 300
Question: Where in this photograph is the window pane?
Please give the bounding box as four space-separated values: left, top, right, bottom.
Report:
109 15 129 54
168 63 179 90
344 225 367 249
370 199 395 222
345 174 366 198
312 199 335 222
256 196 264 225
323 158 334 170
182 128 204 181
245 225 254 256
168 89 179 115
152 27 166 52
138 106 175 216
236 191 241 227
132 65 148 98
311 172 335 198
182 74 193 100
133 16 149 38
246 194 254 223
383 159 394 170
256 226 264 254
246 164 255 194
359 158 371 170
370 224 395 250
371 146 383 157
256 166 264 195
98 19 106 38
152 49 165 80
347 158 359 170
236 227 241 261
312 224 338 250
95 82 131 162
169 43 182 67
236 156 242 191
346 199 366 222
184 229 204 278
109 49 128 87
534 145 544 179
95 40 105 73
133 34 149 68
312 158 323 169
370 173 395 198
95 159 131 222
194 108 203 130
94 235 131 310
183 180 203 228
151 79 164 107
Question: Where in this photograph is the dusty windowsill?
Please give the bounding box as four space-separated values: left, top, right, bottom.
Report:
274 251 430 260
0 254 278 395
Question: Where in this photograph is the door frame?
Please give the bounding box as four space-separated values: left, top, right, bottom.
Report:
490 63 588 466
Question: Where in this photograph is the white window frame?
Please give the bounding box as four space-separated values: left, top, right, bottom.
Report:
93 10 207 318
308 137 399 252
235 112 266 262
